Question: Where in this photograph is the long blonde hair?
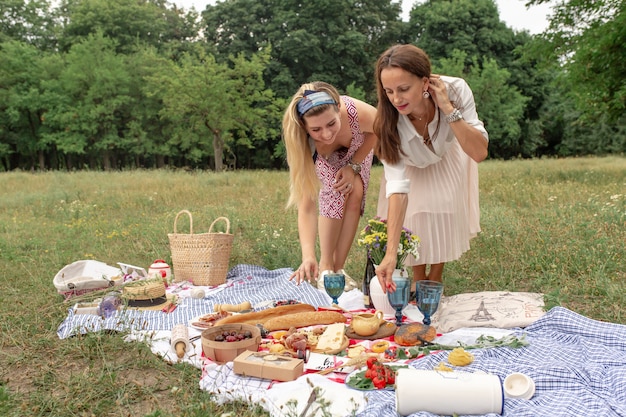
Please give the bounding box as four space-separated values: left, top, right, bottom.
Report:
283 81 341 208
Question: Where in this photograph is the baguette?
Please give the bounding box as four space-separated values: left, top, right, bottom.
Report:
264 311 347 331
213 303 316 326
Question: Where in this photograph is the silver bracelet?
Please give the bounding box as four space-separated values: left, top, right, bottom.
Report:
445 108 463 123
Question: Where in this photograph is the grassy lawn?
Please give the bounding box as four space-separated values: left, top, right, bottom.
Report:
0 156 624 416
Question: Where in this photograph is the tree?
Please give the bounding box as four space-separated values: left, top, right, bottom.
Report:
58 0 200 55
41 31 132 169
145 46 276 171
526 0 625 151
0 41 59 170
201 0 403 99
406 0 512 67
0 0 57 50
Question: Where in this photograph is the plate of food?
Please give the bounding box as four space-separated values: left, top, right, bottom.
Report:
282 324 350 355
345 359 408 391
188 311 231 331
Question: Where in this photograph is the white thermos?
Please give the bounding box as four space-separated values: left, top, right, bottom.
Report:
395 368 504 416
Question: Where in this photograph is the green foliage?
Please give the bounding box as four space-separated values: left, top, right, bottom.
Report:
0 0 624 170
59 0 199 54
408 0 510 66
145 46 276 170
0 40 47 167
526 0 626 146
41 31 133 169
202 0 403 97
0 0 57 50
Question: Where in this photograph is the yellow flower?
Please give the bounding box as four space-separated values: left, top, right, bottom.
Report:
358 217 420 267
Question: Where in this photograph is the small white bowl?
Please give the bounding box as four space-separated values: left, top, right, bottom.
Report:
504 372 536 400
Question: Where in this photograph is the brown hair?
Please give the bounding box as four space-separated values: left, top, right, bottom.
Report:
374 44 432 165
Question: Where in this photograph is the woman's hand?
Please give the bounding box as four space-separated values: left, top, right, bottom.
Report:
427 75 454 115
375 255 397 294
333 165 356 196
289 257 318 285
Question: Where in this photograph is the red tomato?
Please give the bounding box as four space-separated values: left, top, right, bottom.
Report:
366 357 379 369
372 375 386 389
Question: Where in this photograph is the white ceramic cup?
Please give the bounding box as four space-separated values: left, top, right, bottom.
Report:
504 372 536 400
395 369 504 416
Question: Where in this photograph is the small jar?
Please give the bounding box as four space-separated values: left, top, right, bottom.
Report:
149 260 171 284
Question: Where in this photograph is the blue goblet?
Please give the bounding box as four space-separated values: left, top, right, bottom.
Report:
387 275 410 326
324 273 345 305
416 280 444 325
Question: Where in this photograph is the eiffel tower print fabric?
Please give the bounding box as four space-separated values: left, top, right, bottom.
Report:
429 291 545 333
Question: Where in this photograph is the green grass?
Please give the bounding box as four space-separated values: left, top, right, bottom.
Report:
0 156 624 416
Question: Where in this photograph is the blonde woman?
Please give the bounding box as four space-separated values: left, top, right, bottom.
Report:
284 81 377 290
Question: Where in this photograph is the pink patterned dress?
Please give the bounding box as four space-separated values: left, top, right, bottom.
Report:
315 96 374 219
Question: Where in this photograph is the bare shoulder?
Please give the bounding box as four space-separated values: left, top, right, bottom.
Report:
346 97 377 131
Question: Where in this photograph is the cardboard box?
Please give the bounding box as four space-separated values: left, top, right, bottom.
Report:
73 302 100 315
233 351 304 382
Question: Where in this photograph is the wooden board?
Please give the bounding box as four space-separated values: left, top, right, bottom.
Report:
346 321 397 340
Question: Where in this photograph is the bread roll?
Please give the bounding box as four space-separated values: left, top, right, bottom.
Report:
263 311 347 331
394 323 437 346
213 303 316 326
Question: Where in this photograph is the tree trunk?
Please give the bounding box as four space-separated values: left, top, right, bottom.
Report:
212 131 224 171
103 150 111 171
38 150 45 171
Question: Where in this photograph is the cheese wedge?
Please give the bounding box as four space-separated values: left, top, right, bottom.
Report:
316 323 346 351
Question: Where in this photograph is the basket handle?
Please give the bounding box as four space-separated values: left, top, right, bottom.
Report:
173 210 193 234
209 216 230 234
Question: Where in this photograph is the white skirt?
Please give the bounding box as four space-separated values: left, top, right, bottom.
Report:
377 141 480 265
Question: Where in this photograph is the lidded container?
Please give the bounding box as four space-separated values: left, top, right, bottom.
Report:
149 259 172 281
395 369 504 416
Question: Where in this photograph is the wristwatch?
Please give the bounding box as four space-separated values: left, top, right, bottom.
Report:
348 159 362 174
445 108 463 123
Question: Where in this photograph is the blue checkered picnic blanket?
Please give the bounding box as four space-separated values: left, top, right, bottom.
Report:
57 266 626 417
359 306 626 417
57 264 329 339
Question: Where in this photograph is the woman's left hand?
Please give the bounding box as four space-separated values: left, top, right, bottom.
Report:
427 75 453 113
333 166 356 196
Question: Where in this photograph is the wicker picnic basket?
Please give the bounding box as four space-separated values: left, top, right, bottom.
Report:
168 210 234 286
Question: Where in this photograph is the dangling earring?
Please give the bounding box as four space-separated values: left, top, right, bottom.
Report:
423 91 430 99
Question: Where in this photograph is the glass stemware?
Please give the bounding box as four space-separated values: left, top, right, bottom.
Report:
324 273 345 305
387 275 410 326
416 280 444 325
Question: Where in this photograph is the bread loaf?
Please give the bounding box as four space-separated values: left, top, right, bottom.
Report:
394 323 437 346
213 303 316 326
263 311 347 331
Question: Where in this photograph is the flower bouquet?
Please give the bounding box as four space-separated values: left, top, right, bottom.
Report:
358 217 420 267
358 217 420 315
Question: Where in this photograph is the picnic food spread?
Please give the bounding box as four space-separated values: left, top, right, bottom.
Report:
57 261 542 417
